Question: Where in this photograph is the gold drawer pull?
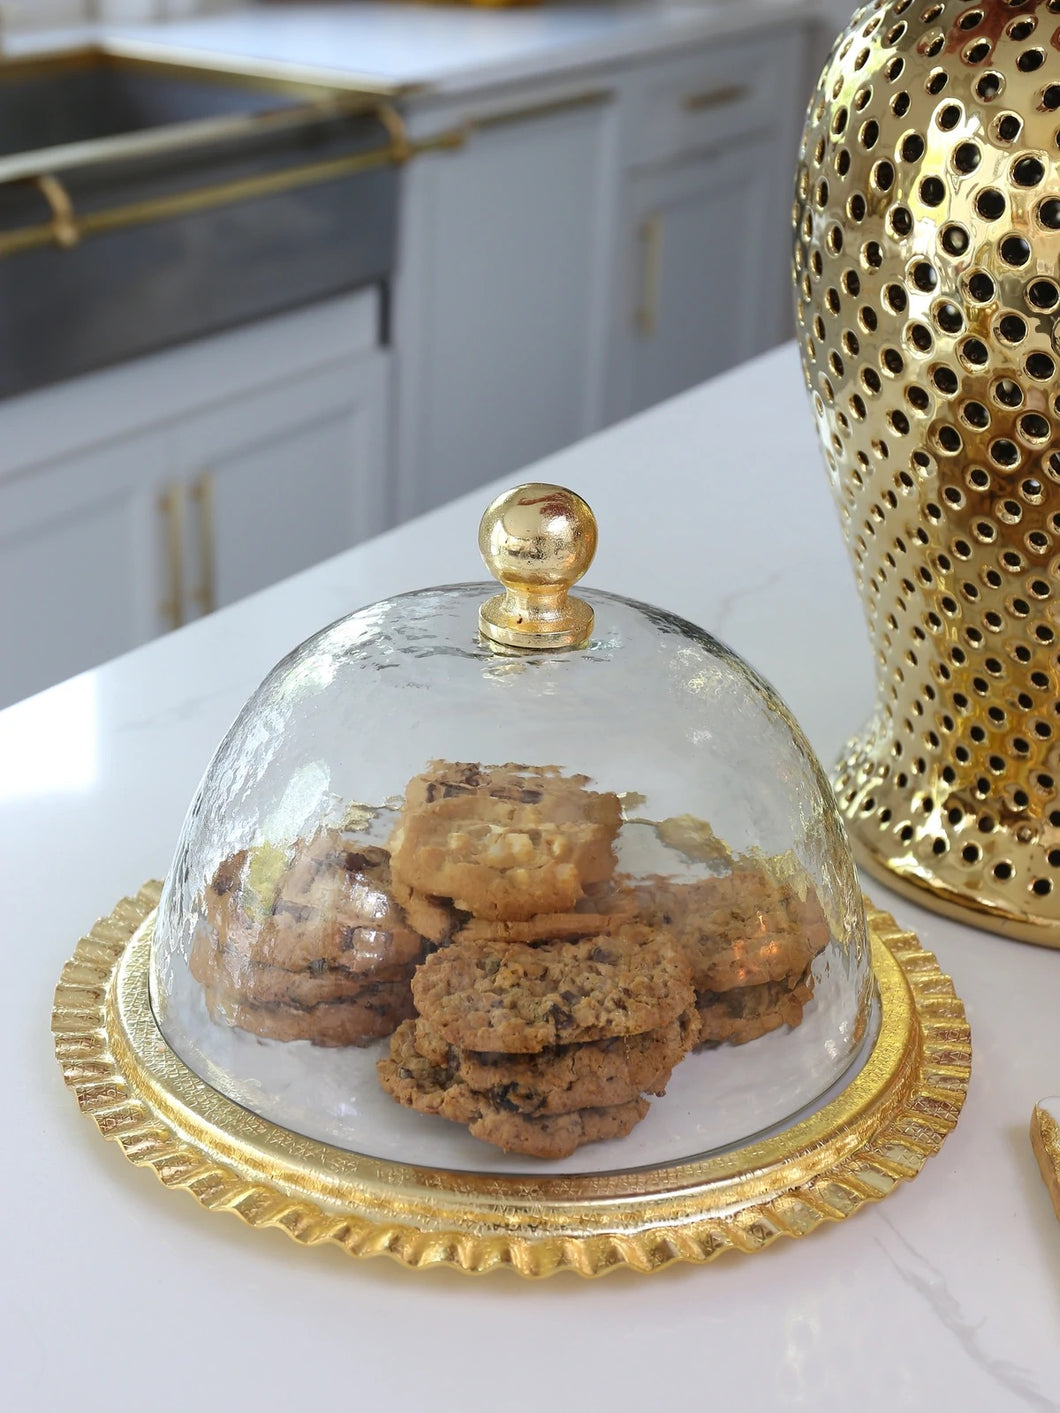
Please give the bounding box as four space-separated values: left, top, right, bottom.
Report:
636 214 663 339
682 83 748 113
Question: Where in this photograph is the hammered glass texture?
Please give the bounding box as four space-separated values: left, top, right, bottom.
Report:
795 0 1060 942
150 585 870 1167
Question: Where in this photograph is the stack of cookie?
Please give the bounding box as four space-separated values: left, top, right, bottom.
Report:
376 761 699 1156
190 831 427 1046
378 929 699 1158
634 867 830 1046
189 756 834 1158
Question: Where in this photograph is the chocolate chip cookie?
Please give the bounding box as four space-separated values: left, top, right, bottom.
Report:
633 868 830 992
193 833 426 1045
207 834 423 974
411 1007 698 1115
696 970 815 1047
468 1100 650 1159
378 1021 651 1157
190 927 417 1008
205 979 418 1047
410 928 695 1053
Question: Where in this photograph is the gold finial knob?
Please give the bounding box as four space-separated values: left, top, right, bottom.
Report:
478 483 597 649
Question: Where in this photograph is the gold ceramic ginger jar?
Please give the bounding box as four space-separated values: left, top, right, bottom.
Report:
795 0 1060 945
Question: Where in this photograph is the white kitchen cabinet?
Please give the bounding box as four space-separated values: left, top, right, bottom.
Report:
606 27 811 425
0 294 390 708
608 132 781 420
392 21 812 519
0 431 166 707
392 88 619 520
168 352 389 621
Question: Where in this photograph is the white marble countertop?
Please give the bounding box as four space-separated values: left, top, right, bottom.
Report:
7 0 816 95
5 343 1060 1411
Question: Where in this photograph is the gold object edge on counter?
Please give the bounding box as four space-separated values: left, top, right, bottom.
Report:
1031 1102 1060 1227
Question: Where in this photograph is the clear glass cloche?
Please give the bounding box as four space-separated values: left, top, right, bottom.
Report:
151 484 873 1172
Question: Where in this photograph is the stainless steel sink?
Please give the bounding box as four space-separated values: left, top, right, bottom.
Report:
0 46 408 398
2 51 312 163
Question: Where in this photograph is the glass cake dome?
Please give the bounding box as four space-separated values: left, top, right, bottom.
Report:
151 483 874 1173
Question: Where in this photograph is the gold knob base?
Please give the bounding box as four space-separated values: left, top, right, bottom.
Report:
478 593 594 650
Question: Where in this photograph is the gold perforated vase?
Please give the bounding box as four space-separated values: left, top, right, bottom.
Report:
795 0 1060 945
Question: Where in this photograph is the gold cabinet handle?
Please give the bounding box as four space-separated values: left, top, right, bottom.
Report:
189 470 217 617
33 173 80 249
636 214 663 338
158 484 185 631
682 83 748 113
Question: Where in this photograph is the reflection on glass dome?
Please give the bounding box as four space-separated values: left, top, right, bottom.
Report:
151 579 872 1174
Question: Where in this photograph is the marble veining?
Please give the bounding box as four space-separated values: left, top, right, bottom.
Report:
877 1214 1059 1413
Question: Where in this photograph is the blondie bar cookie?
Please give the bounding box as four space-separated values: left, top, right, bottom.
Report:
389 761 621 922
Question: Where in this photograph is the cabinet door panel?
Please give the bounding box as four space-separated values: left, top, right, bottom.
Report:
394 95 617 518
615 134 780 420
0 435 165 707
171 353 389 613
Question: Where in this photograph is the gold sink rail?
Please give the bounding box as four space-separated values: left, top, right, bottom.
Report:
0 104 461 258
0 92 386 187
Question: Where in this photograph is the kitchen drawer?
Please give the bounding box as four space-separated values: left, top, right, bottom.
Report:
623 31 803 168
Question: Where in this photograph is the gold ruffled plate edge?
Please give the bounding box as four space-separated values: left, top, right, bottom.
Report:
52 883 970 1278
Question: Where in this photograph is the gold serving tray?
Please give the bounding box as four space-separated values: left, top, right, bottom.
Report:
52 884 969 1277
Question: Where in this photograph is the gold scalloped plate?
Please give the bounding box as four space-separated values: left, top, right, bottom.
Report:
52 884 970 1277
